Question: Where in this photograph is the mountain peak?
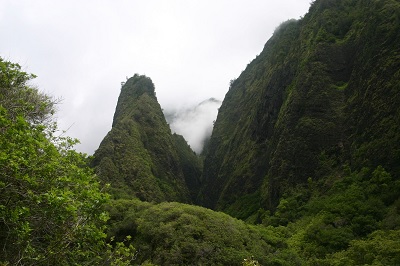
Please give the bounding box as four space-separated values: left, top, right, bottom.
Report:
93 74 202 202
112 74 156 127
123 74 155 98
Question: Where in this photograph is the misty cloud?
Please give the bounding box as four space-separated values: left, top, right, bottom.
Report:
164 98 222 154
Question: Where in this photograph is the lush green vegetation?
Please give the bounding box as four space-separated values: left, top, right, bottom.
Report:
92 74 202 203
3 0 400 264
95 0 400 264
0 58 135 265
105 199 295 265
200 0 400 216
100 165 400 265
172 133 203 202
270 166 400 264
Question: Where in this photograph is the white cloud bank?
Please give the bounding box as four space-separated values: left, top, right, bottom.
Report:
165 98 222 154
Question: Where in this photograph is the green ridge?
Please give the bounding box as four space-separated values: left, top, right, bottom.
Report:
92 74 202 202
199 0 400 217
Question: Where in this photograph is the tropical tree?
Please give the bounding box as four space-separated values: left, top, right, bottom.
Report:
0 58 135 265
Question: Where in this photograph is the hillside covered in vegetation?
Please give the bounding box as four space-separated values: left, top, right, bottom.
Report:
92 75 202 203
200 0 400 218
2 0 400 265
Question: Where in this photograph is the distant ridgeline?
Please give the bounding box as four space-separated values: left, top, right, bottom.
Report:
94 0 400 217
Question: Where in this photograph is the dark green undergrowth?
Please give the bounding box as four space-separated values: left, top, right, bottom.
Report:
268 166 400 265
105 199 302 266
104 164 400 265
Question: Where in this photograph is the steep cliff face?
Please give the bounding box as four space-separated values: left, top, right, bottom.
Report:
92 74 201 202
200 0 400 217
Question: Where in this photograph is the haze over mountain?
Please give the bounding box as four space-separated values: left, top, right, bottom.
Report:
164 98 222 154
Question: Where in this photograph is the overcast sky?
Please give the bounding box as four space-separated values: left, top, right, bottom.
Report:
1 0 311 154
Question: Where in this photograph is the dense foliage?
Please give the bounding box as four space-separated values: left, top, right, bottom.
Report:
0 58 135 265
0 58 57 125
199 0 400 217
101 165 400 265
92 74 202 203
90 0 400 264
3 0 400 264
0 109 108 264
273 166 400 264
105 199 295 265
103 165 400 265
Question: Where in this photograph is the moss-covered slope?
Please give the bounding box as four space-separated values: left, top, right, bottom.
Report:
92 74 201 202
200 0 400 217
